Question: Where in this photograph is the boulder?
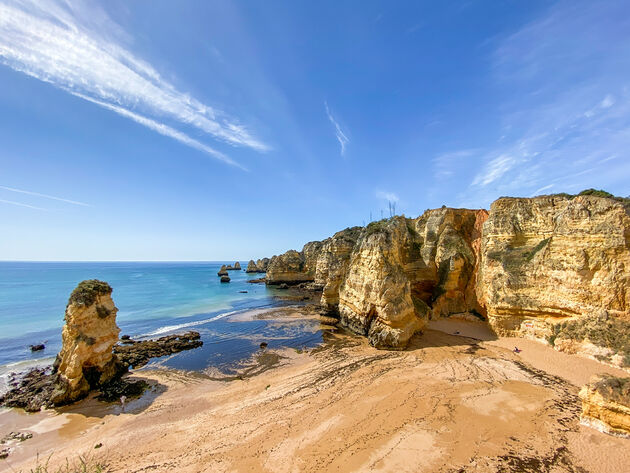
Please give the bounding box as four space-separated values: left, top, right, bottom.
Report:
30 343 45 352
50 280 126 405
220 275 231 283
579 375 630 436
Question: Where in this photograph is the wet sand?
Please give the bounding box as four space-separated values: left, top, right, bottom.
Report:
1 316 628 473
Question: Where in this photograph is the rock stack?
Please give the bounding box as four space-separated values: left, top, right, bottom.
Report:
50 280 127 404
217 265 228 276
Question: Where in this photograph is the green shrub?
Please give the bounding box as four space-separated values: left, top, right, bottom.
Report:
68 280 112 306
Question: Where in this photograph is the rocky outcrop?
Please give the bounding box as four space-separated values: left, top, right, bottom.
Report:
0 281 204 411
50 280 126 405
315 227 363 310
266 209 487 349
246 258 269 273
233 262 241 270
266 250 314 284
579 375 630 436
114 332 203 369
217 265 228 276
336 210 487 349
221 275 231 283
477 195 630 341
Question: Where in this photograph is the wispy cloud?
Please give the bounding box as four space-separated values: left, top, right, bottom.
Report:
0 0 268 168
0 185 90 206
461 0 630 205
325 102 349 156
433 149 477 179
0 198 46 210
376 191 399 202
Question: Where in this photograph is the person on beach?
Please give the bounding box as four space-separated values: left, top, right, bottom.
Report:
514 347 522 353
120 395 127 411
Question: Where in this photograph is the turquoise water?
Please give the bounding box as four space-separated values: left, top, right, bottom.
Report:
0 262 323 378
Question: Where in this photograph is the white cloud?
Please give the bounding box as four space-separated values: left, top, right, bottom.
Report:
325 101 349 156
462 0 630 204
433 149 477 179
0 185 90 206
0 198 46 210
75 94 247 170
376 191 399 202
472 154 520 187
0 0 268 168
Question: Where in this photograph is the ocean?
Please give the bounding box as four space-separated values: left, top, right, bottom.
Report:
0 262 324 387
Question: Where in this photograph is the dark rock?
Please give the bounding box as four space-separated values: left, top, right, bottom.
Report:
260 342 268 349
225 265 234 270
0 368 56 412
217 265 228 276
0 448 8 459
29 344 45 352
239 290 248 293
1 431 33 443
220 275 231 283
97 378 149 402
114 331 203 369
278 283 289 290
120 335 130 340
248 278 266 283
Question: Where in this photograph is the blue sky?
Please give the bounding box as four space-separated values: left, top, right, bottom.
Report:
1 0 629 261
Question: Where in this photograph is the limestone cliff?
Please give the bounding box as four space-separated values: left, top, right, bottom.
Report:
266 248 316 284
579 375 630 437
51 280 126 405
267 209 487 348
477 195 630 345
336 210 487 348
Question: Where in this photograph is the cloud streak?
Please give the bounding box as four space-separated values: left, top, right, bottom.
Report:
0 198 46 210
0 0 268 168
0 185 90 206
325 102 349 156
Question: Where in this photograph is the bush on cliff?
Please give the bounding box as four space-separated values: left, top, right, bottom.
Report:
68 280 112 306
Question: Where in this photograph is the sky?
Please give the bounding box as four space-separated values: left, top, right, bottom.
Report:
1 0 629 261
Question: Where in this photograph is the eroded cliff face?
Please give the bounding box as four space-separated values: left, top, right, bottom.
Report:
51 280 125 405
336 209 488 348
579 375 630 437
267 209 488 348
477 195 630 341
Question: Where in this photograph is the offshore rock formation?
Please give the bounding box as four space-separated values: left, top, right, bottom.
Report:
477 195 630 343
217 265 228 276
233 262 241 270
50 280 126 405
579 375 630 436
114 331 203 369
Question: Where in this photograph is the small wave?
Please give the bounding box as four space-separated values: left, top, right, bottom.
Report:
141 310 241 337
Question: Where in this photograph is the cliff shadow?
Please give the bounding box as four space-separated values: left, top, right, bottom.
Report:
56 375 167 419
405 318 498 351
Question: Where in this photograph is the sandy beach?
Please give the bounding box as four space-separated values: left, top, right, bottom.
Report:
1 313 628 473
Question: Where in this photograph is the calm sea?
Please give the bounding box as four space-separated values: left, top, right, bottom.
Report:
0 262 323 386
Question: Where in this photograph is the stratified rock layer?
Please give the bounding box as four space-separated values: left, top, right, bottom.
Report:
477 195 630 339
579 375 630 436
51 280 126 405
